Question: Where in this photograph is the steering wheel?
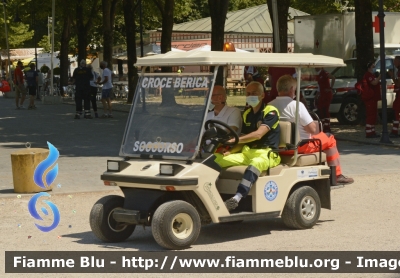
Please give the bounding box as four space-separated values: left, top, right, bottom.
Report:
204 119 239 146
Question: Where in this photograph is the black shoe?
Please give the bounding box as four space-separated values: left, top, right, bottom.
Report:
84 115 92 119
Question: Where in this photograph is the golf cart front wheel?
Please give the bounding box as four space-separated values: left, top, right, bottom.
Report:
90 195 135 242
152 200 201 250
282 186 321 229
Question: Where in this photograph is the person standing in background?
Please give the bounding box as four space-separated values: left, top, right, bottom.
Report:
87 64 100 118
97 61 113 118
14 61 26 109
361 62 381 138
71 60 92 119
265 67 296 104
25 63 38 109
37 69 44 98
314 67 335 133
388 55 400 138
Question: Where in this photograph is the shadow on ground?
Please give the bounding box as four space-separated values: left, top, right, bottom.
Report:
62 218 329 251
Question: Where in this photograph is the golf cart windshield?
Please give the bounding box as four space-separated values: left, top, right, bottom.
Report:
120 72 213 160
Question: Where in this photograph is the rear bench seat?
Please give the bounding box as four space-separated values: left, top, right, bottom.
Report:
219 121 325 179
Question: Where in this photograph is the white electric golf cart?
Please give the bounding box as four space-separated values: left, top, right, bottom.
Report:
90 51 345 250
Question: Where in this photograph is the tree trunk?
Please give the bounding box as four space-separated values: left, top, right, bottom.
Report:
267 0 290 53
160 0 174 54
154 0 176 106
123 0 138 104
76 0 98 63
102 0 118 70
76 2 87 63
354 0 374 81
59 13 72 95
208 0 229 85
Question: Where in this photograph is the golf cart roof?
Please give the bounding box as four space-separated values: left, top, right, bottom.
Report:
135 51 345 68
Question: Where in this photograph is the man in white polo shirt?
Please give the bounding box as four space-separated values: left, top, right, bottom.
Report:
205 85 242 134
98 61 113 118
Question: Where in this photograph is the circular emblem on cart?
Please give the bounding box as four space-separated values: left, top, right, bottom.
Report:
264 181 278 201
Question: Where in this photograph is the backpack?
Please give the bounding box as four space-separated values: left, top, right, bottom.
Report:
0 80 11 92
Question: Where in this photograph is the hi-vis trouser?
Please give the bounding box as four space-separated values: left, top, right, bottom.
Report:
214 105 281 198
215 146 281 197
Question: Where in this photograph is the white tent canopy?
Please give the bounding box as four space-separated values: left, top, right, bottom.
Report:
114 44 185 60
135 51 345 68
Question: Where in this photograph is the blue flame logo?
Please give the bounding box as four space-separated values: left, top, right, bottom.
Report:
28 192 60 232
28 142 61 232
34 142 59 189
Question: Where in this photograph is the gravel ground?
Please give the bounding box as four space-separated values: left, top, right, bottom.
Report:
1 173 400 278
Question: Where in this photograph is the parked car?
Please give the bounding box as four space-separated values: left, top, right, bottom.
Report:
301 56 396 125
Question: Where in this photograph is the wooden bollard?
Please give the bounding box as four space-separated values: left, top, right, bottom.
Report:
11 148 54 193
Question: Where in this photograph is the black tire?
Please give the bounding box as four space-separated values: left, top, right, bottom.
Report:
90 195 135 242
337 97 362 125
152 200 201 250
282 186 321 229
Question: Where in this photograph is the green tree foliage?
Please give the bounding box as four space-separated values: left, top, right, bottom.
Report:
7 22 34 47
0 1 34 49
38 35 51 52
291 0 400 14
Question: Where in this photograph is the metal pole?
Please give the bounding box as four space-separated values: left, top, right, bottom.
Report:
2 0 12 90
33 4 39 100
271 0 280 53
48 16 50 46
50 0 55 95
139 0 144 57
378 0 391 143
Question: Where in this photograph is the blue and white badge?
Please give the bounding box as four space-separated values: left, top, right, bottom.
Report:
264 181 278 201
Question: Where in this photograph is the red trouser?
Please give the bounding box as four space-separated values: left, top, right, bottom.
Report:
392 95 400 134
393 96 400 121
364 100 378 125
281 132 342 176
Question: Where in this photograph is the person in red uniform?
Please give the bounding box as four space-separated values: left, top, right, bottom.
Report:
361 62 381 138
314 68 335 133
389 55 400 138
266 67 296 104
266 67 309 110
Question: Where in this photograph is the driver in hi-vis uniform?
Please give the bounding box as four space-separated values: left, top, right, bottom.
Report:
214 81 281 211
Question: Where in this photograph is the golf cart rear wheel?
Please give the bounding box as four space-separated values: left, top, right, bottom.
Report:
90 195 135 242
282 186 321 229
152 200 201 250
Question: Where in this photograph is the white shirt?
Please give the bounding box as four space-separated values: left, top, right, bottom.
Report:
37 72 44 86
269 96 313 140
101 68 113 89
206 105 242 134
